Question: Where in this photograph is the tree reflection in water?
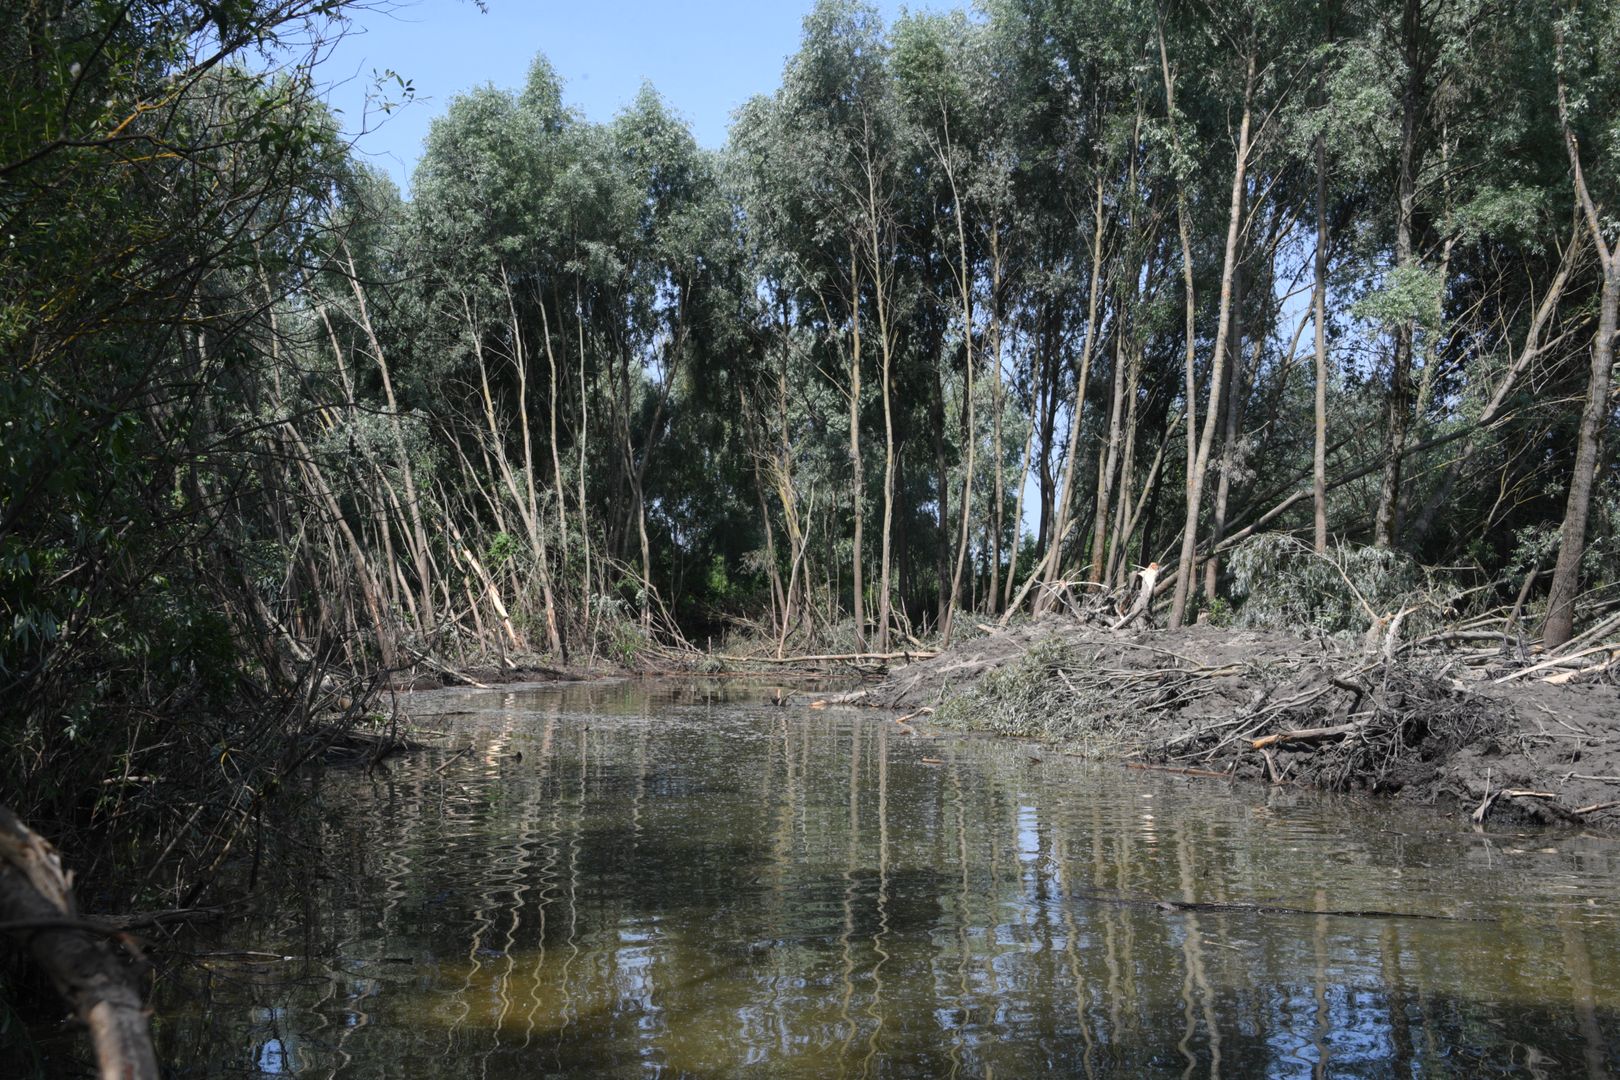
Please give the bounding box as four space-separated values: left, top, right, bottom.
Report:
152 680 1620 1078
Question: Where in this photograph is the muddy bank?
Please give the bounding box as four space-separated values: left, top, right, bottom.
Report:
833 619 1620 830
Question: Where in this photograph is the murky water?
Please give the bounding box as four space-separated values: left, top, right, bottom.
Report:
152 680 1619 1078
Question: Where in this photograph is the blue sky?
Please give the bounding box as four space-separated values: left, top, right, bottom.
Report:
320 0 916 192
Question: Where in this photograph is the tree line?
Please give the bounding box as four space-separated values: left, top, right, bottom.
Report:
1 0 1616 892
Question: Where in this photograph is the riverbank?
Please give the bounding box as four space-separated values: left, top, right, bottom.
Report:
825 619 1620 830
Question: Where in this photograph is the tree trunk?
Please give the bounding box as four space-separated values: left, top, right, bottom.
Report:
988 228 1007 612
0 807 159 1080
1159 23 1199 622
745 396 785 639
1169 51 1256 627
501 267 565 655
932 343 951 619
575 283 592 640
345 247 436 633
1313 134 1330 553
1036 173 1109 610
538 296 570 580
1374 0 1424 550
1003 418 1034 614
943 158 976 645
848 244 867 649
1090 325 1127 584
1107 339 1144 587
1204 258 1247 600
1035 304 1059 554
1545 262 1616 649
1546 41 1618 650
864 150 898 652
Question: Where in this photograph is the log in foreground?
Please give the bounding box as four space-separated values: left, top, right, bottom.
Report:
0 805 159 1080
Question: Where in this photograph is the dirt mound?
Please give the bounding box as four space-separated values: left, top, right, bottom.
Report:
835 619 1620 830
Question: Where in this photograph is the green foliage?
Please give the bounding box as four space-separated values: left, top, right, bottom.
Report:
936 637 1085 739
1229 535 1422 636
609 621 647 667
704 555 734 602
1 0 364 904
486 532 519 570
1353 265 1446 330
1452 185 1550 247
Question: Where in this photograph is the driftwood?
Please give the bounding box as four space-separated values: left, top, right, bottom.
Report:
0 805 159 1080
1125 761 1234 780
712 650 938 666
1493 643 1619 684
1251 720 1367 750
401 644 494 688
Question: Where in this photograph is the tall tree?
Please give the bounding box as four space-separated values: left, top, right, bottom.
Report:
1544 5 1619 649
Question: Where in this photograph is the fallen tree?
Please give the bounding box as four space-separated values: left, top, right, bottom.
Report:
0 806 158 1079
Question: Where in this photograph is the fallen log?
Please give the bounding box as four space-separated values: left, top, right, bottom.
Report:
1150 897 1477 922
1125 761 1234 780
401 644 494 689
1071 885 1482 923
1493 644 1618 683
1251 720 1366 751
0 805 159 1080
711 650 938 665
0 906 224 936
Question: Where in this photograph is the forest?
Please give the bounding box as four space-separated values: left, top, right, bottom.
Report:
2 0 1619 1032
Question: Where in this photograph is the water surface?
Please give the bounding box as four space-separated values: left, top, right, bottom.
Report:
155 679 1620 1077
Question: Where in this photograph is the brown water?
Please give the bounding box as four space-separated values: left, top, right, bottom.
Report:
150 680 1619 1078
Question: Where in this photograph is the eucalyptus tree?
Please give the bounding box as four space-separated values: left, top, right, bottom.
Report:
1291 1 1384 551
404 60 573 652
1339 0 1488 551
604 86 734 624
892 10 996 642
975 0 1121 617
1161 0 1313 626
769 0 911 648
728 93 847 647
1544 2 1620 649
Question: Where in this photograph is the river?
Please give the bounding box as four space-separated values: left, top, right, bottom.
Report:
151 679 1619 1077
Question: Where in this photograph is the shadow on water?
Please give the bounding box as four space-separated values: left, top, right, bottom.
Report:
137 680 1620 1078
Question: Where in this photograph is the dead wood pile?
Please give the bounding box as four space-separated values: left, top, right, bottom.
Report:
841 618 1620 827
